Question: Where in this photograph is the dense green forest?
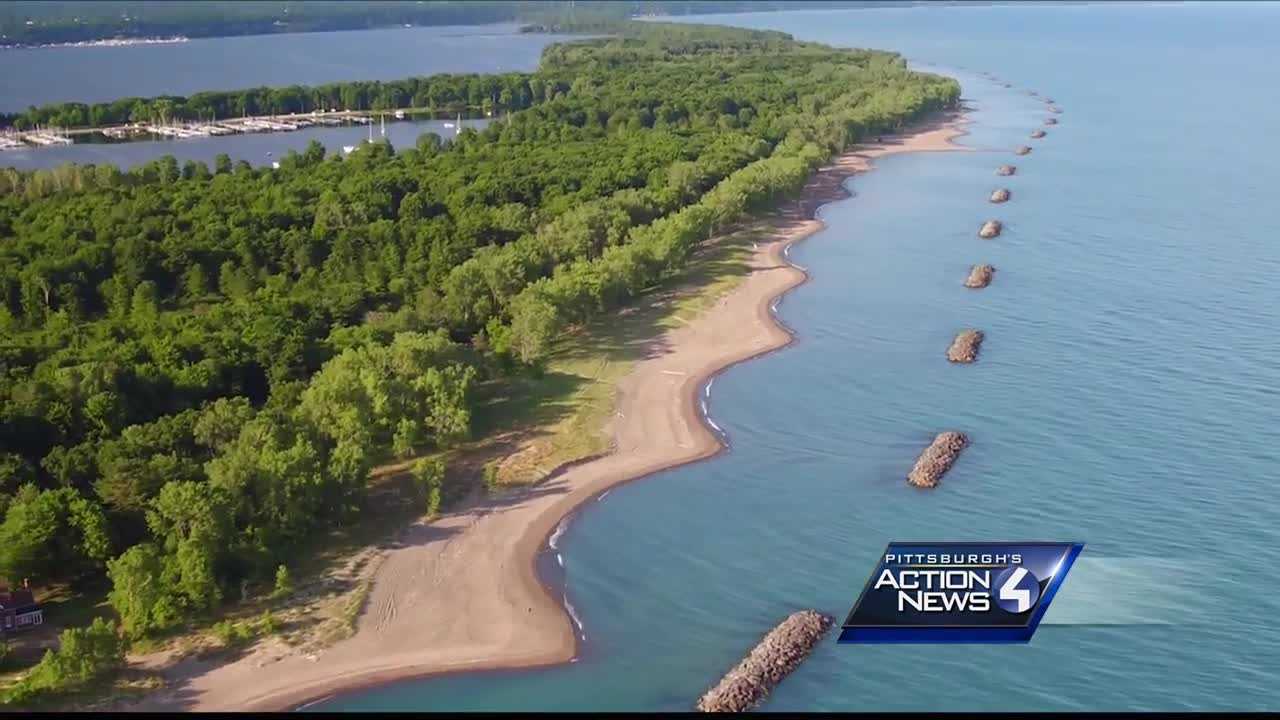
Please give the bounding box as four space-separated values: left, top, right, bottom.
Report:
0 1 921 46
0 73 542 130
0 19 957 701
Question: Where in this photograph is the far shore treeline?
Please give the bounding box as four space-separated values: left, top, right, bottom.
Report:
0 73 545 130
0 1 916 48
0 19 957 703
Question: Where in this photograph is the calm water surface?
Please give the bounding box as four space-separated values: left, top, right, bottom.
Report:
0 23 570 111
309 2 1278 711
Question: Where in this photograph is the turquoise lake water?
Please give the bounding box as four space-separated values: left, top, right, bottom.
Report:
315 2 1280 711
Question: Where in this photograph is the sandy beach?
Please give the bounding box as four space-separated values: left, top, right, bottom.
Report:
131 111 969 712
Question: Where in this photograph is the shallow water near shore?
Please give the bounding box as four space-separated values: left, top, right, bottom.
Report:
316 2 1280 711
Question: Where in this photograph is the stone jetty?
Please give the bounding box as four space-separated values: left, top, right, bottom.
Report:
1030 129 1046 139
1014 145 1032 155
907 432 969 488
696 611 833 713
996 164 1017 176
979 220 1003 238
989 188 1011 203
964 264 995 288
946 329 985 363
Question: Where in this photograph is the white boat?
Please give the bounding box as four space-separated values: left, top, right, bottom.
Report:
394 110 405 120
342 145 356 154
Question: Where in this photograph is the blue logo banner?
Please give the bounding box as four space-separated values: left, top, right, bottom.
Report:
839 541 1084 644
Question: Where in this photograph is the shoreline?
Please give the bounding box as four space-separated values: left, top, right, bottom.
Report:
131 109 971 712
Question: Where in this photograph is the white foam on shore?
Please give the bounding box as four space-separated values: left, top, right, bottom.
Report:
598 489 611 502
707 417 724 434
556 553 564 568
548 517 569 550
295 694 335 711
564 595 586 640
705 378 714 397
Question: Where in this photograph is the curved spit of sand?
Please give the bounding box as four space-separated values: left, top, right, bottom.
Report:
979 219 1003 238
127 114 973 713
989 188 1011 203
964 264 995 289
996 164 1017 176
695 611 833 713
907 432 969 488
946 329 985 363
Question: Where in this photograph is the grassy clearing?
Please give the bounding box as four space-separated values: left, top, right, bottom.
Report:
472 220 762 488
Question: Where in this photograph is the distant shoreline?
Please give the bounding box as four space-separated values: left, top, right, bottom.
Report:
128 109 970 712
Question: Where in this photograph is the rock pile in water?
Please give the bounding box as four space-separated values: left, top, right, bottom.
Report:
1014 145 1032 156
979 220 1003 238
1044 117 1059 126
996 164 1017 176
695 611 833 713
1030 129 1047 139
907 432 969 488
947 329 985 363
964 264 995 288
989 188 1011 203
1047 105 1062 114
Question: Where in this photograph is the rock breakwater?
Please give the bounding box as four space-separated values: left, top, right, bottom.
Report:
907 432 969 488
695 611 833 713
964 264 995 288
946 329 984 363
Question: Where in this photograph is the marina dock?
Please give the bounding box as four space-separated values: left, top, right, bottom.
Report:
0 107 447 151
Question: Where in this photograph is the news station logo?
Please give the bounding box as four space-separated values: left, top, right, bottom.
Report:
839 542 1084 643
